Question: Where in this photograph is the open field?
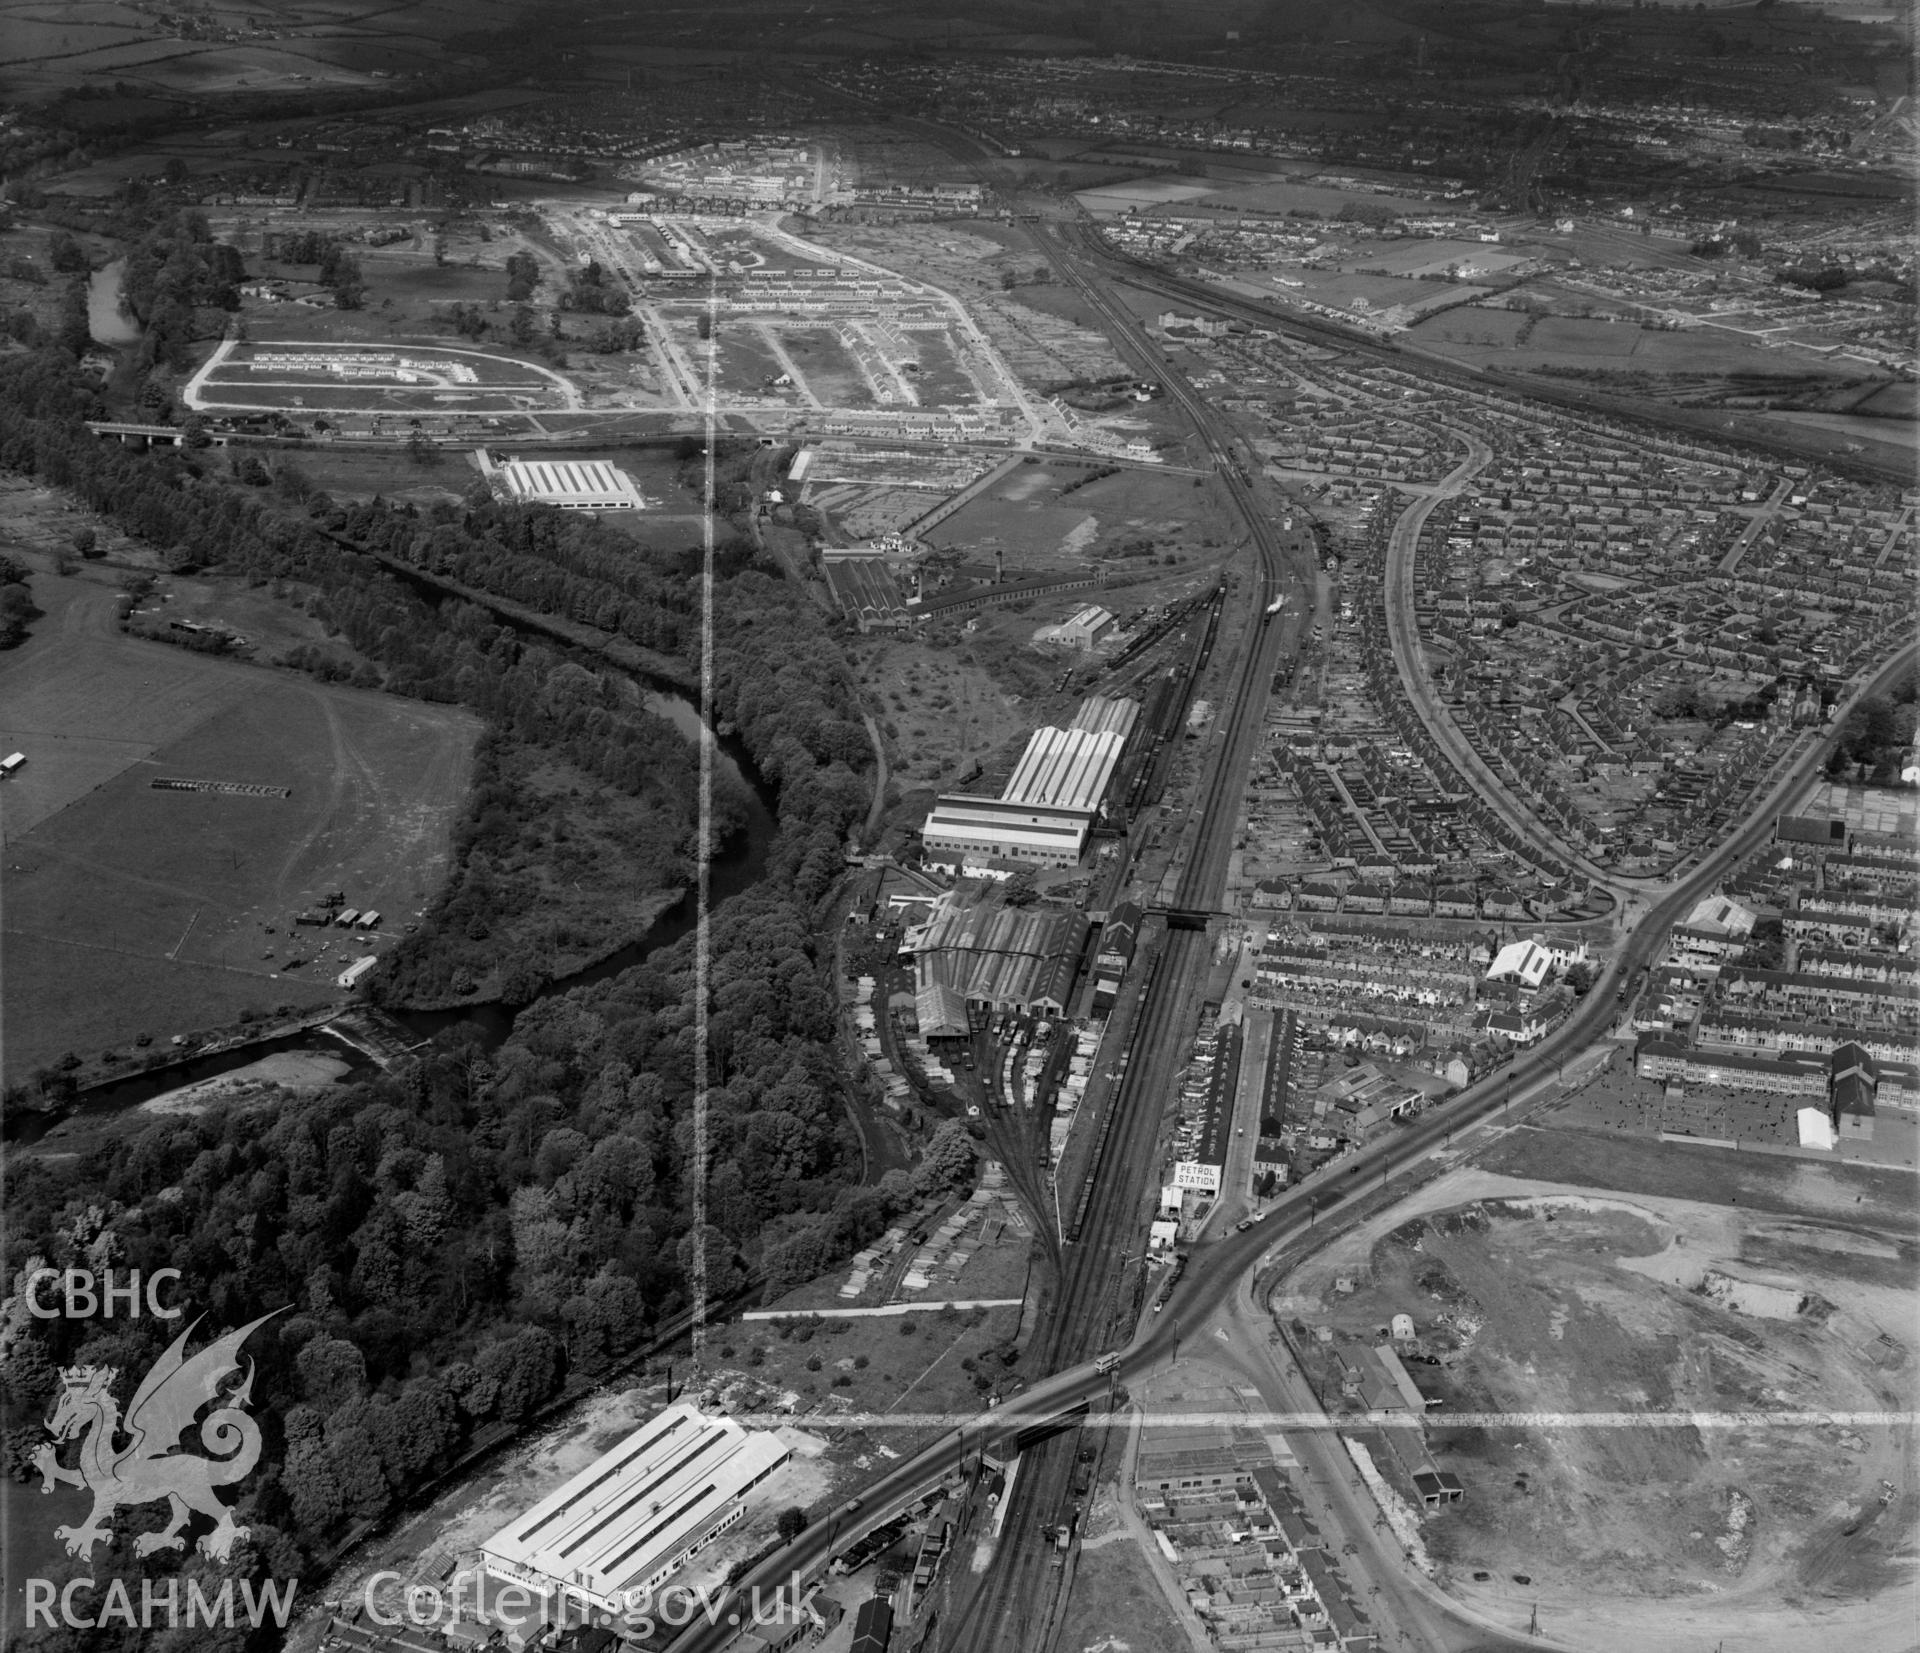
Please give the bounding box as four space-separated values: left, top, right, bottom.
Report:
925 497 1098 561
0 572 479 1080
771 326 877 407
1477 1124 1919 1233
857 523 1232 790
926 461 1240 572
908 331 984 407
0 0 516 98
1053 1537 1192 1653
1277 1144 1918 1653
1406 301 1897 386
855 634 1047 789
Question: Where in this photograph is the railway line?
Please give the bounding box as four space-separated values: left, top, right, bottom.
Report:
924 213 1315 1653
1065 235 1912 489
661 129 1913 1653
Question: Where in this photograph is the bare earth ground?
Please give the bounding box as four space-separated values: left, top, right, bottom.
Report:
1053 1540 1194 1653
0 570 479 1079
136 1047 350 1115
1273 1149 1919 1653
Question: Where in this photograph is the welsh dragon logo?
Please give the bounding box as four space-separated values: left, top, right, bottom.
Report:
33 1311 280 1563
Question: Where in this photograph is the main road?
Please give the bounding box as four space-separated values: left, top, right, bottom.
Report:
662 114 1915 1651
666 627 1914 1653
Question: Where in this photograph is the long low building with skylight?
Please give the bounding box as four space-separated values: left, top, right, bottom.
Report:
480 1404 790 1613
920 694 1140 870
494 456 646 511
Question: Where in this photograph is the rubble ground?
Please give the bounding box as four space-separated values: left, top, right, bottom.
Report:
1276 1160 1917 1653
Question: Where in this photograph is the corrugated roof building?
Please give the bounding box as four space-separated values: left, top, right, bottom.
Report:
911 894 1090 1015
480 1404 789 1614
497 458 645 511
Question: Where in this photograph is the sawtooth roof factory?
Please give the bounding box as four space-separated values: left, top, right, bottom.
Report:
907 891 1093 1033
921 695 1140 870
480 1403 789 1614
488 455 647 511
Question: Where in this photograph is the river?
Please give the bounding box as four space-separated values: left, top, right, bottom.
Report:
85 260 138 347
8 644 778 1142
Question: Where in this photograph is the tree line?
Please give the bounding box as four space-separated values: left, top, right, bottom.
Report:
0 340 912 1646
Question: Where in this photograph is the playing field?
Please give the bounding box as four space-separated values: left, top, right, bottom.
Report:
0 574 480 1080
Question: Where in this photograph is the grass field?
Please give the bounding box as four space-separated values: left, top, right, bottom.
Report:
1478 1122 1918 1234
1407 302 1882 381
0 0 517 97
926 462 1238 572
0 572 479 1080
925 497 1097 562
773 326 876 408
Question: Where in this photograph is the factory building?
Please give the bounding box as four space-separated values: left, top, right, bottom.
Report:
920 695 1139 870
480 1404 789 1615
919 797 1093 869
1033 603 1115 652
1069 695 1142 741
1002 727 1126 813
908 892 1090 1017
495 457 646 511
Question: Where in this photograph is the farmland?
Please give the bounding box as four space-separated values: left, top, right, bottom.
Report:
0 571 479 1082
0 0 519 100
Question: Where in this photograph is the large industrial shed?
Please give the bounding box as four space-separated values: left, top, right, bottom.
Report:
480 1404 789 1614
919 694 1139 869
907 893 1090 1016
496 457 646 511
919 796 1093 869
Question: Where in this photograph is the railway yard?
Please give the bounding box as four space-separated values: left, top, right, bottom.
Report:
4 29 1914 1653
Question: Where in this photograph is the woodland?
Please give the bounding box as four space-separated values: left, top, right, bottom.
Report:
0 275 952 1647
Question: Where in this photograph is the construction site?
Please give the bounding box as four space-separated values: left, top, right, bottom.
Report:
1272 1161 1919 1653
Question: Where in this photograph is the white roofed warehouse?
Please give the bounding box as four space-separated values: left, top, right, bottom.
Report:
920 795 1094 868
1002 727 1125 814
496 457 645 511
480 1404 790 1614
920 695 1140 870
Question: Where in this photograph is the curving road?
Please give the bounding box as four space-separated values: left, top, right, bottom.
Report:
659 126 1919 1653
1374 428 1623 886
667 629 1914 1653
